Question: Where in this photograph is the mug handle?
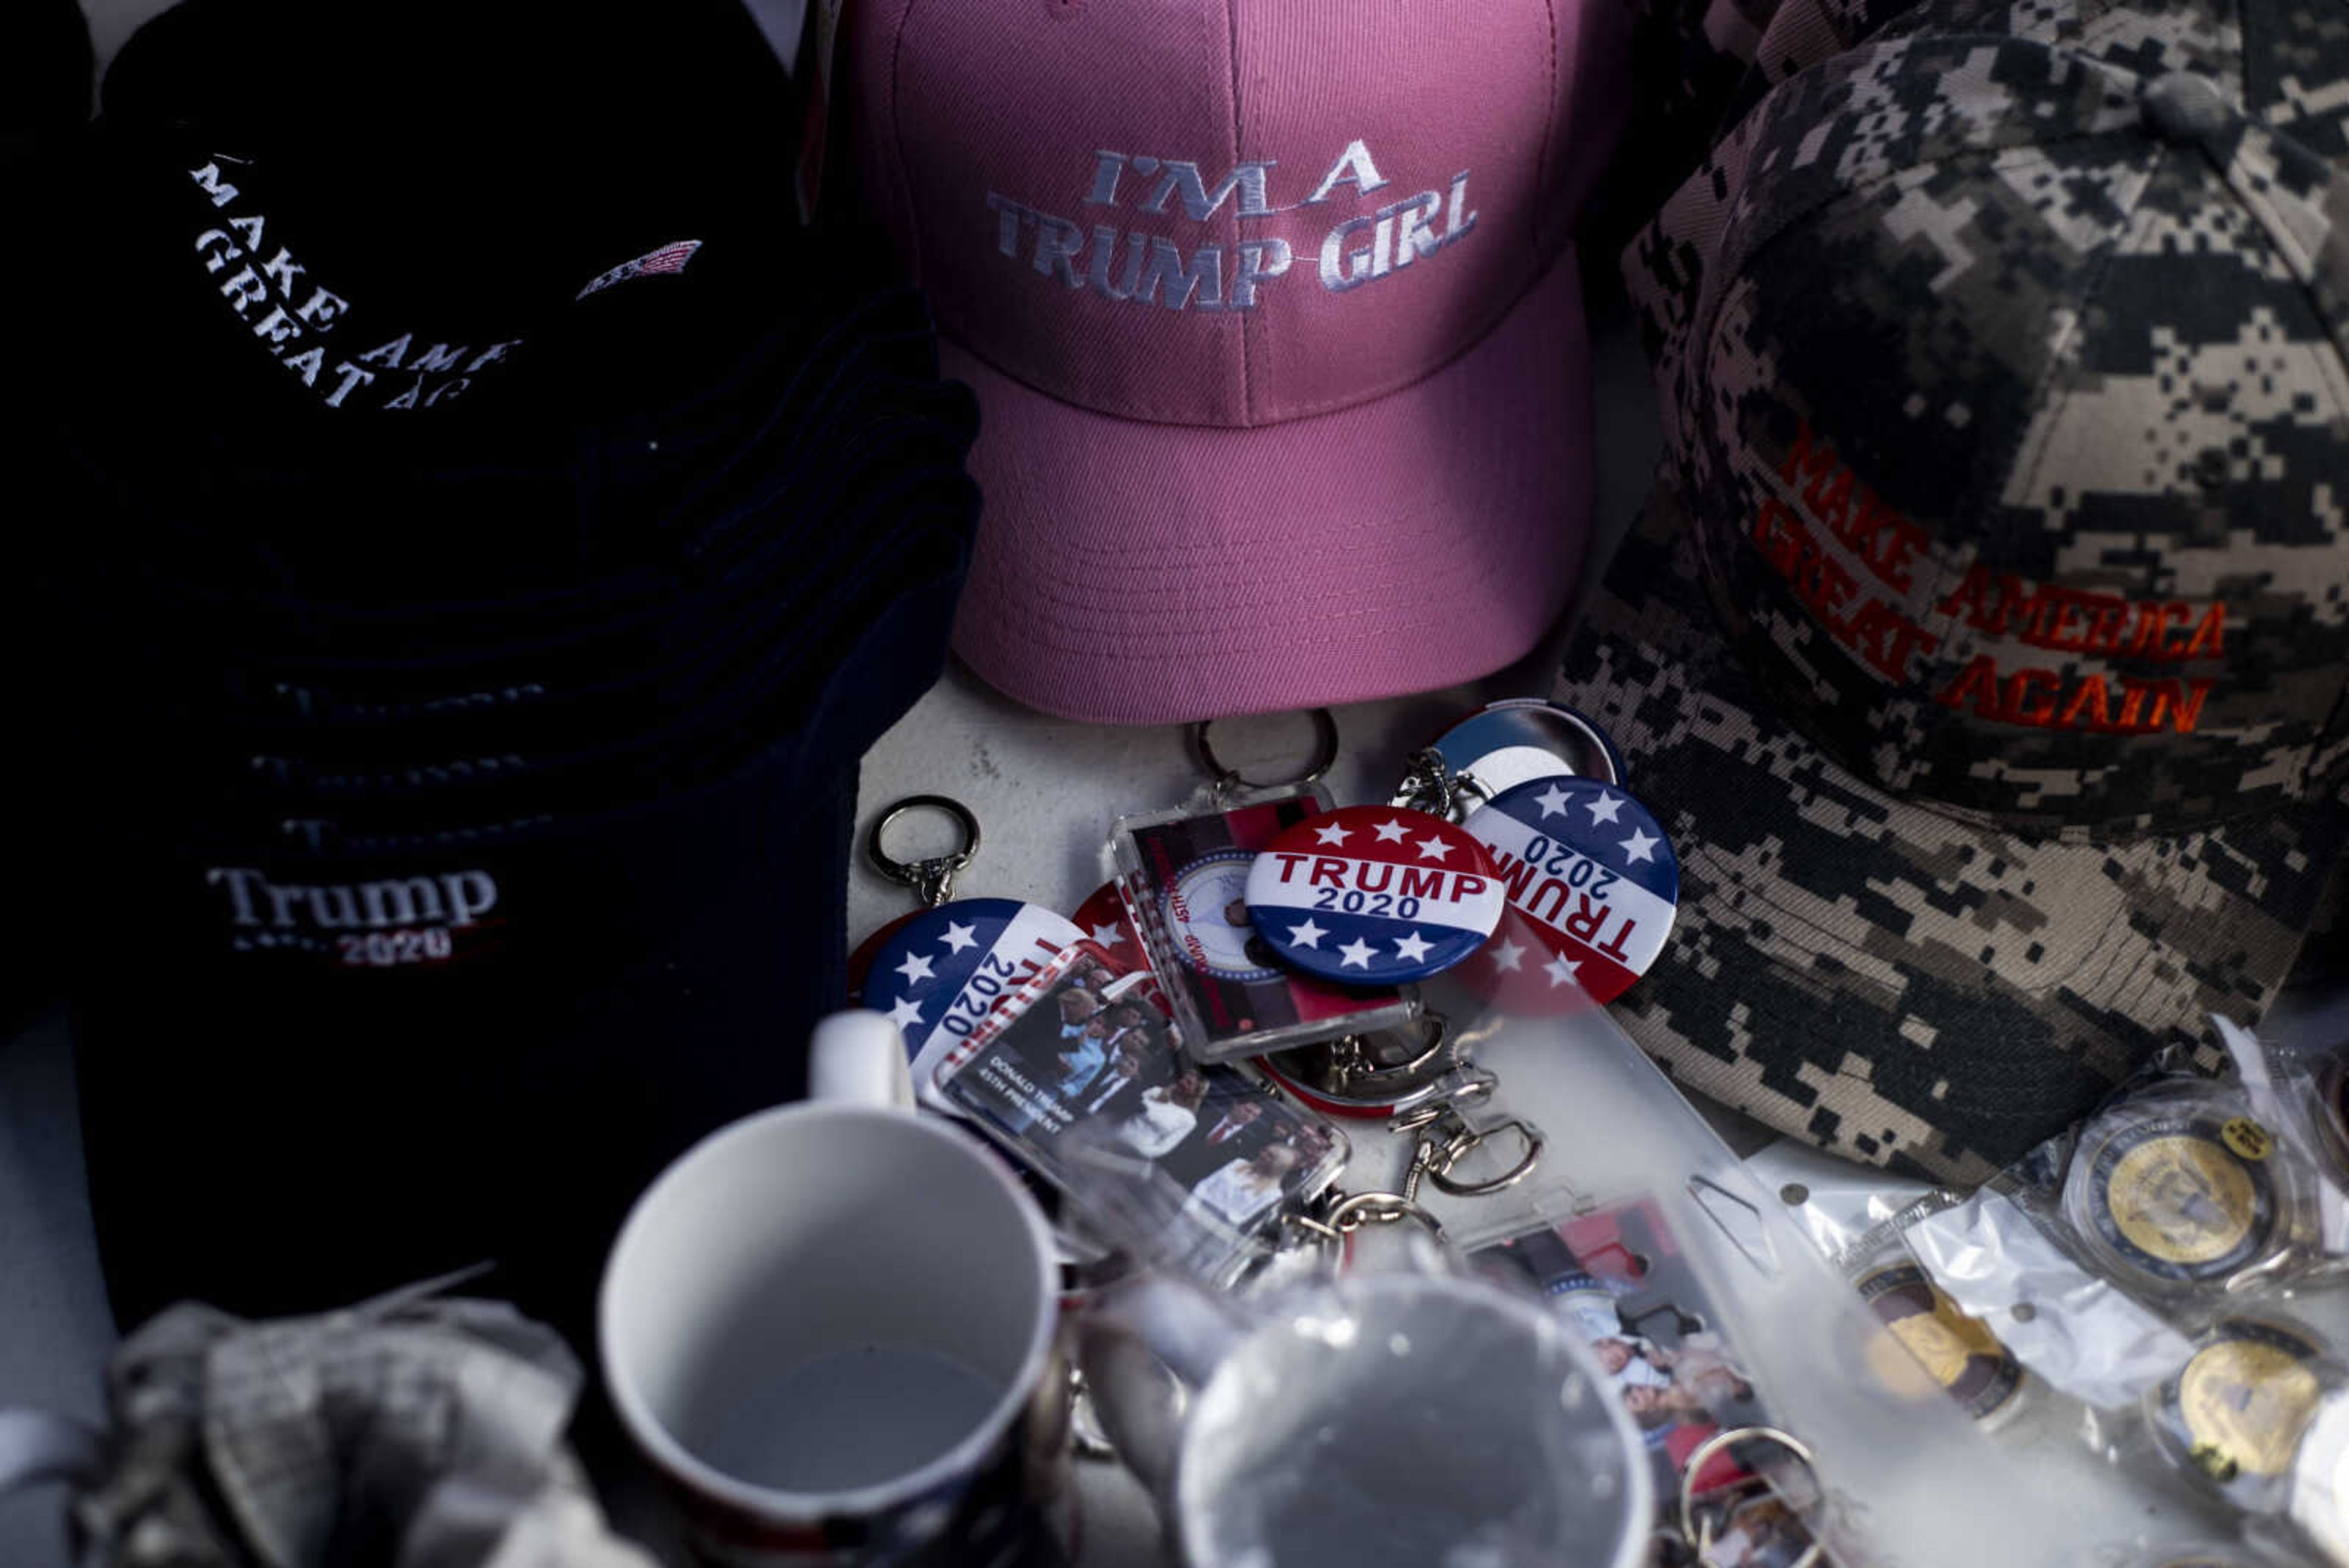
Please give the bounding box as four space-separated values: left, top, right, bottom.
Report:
807 1009 916 1113
0 1408 104 1495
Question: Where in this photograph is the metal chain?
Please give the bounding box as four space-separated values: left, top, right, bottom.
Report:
1387 747 1491 823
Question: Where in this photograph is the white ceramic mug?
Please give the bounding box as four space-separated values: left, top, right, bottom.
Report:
600 1011 1066 1566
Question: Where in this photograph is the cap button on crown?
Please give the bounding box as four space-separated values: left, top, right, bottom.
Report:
2140 72 2231 145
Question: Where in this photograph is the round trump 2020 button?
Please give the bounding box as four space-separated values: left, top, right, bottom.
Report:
1244 805 1502 984
863 897 1085 1074
1460 778 1678 1007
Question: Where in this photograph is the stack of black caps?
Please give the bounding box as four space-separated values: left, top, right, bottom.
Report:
0 0 89 143
10 0 980 1336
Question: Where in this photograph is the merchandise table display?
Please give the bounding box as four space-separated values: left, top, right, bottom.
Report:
7 0 2349 1563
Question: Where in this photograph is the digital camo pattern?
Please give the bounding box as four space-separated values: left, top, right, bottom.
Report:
1574 33 2349 1176
1869 0 2349 162
1711 0 2349 158
1558 474 2346 1180
1614 0 2349 269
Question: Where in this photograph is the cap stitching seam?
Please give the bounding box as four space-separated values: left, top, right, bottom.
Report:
2180 117 2349 806
1224 0 1254 421
888 0 926 284
1536 0 1560 264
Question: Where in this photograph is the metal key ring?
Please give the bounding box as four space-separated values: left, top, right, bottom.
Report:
1677 1426 1824 1568
1384 1066 1498 1135
1190 709 1340 803
1329 1014 1452 1096
866 795 982 908
1323 1189 1447 1239
1425 1117 1543 1197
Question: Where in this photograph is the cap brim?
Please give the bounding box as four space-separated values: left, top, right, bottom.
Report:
1554 464 2349 1183
944 255 1595 723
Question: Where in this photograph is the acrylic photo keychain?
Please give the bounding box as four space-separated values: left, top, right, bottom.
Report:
1109 773 1421 1063
932 942 1349 1284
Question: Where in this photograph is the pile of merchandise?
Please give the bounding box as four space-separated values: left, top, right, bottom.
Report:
0 0 982 1336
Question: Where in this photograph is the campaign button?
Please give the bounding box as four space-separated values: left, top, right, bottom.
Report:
1244 805 1502 984
863 897 1086 1101
847 908 927 1003
1460 778 1678 1008
1071 880 1148 971
1420 699 1625 804
1068 878 1170 1019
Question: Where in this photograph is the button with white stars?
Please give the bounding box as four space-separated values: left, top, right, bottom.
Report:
856 897 1086 1085
1244 804 1502 984
1459 777 1679 1010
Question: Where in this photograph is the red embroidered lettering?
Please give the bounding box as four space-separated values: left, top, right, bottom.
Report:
2182 603 2227 659
1778 418 1824 488
1936 656 2003 718
2057 675 2112 729
2006 668 2062 727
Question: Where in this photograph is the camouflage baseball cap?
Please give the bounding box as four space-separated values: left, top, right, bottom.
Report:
1866 0 2349 162
1561 32 2349 1183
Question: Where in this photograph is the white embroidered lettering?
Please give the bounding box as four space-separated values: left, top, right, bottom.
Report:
406 342 469 374
1231 239 1292 308
1085 149 1129 207
250 305 303 349
1135 237 1223 311
294 287 348 329
188 162 242 209
323 362 377 407
357 333 412 370
193 229 243 275
1138 158 1277 221
259 247 304 295
1031 215 1086 287
1305 139 1387 204
218 266 270 317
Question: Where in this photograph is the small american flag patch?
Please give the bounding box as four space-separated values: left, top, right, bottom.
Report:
574 239 703 301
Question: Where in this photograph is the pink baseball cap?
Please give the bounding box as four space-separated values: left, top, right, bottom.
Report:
839 0 1631 723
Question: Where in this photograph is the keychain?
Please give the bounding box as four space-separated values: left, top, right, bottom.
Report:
1662 1427 1826 1568
855 793 1087 1111
1457 775 1680 1016
1241 803 1504 986
929 940 1351 1285
1390 697 1625 822
1277 1070 1545 1268
1260 1014 1461 1119
1107 713 1420 1065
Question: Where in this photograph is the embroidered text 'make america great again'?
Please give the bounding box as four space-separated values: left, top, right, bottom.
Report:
1750 419 2224 736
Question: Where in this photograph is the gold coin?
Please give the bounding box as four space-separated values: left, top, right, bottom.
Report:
2107 1135 2257 1266
2178 1337 2321 1479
